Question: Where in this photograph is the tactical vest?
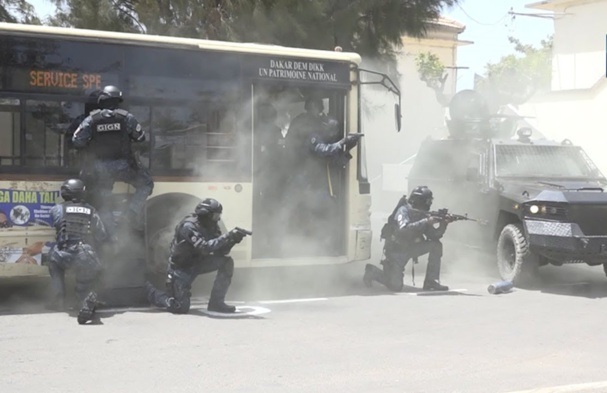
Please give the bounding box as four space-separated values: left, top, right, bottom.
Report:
170 215 221 265
58 201 93 247
90 109 131 160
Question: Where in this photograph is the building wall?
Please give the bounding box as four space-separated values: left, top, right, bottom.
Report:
550 0 607 90
364 32 465 213
521 0 607 174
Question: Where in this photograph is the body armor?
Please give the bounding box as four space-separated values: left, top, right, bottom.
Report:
58 201 93 248
90 109 131 160
170 216 222 265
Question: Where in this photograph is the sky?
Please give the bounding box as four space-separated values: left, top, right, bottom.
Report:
29 0 554 91
444 0 554 90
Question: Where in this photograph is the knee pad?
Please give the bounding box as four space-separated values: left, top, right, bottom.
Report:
50 249 73 270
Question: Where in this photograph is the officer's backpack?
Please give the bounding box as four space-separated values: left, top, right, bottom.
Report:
380 195 408 242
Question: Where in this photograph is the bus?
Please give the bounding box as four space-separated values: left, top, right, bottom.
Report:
0 22 400 280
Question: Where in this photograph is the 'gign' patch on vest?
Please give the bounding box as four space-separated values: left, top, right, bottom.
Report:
96 123 121 132
66 206 92 215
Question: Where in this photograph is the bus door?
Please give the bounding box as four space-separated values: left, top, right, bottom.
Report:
251 87 347 259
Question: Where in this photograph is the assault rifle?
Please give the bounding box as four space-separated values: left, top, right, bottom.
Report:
415 208 487 225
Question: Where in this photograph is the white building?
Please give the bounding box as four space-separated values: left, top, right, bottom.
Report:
521 0 607 172
365 17 470 212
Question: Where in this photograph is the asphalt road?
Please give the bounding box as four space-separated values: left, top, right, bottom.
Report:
2 239 607 393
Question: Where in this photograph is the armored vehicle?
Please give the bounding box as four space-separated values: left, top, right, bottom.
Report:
408 90 607 285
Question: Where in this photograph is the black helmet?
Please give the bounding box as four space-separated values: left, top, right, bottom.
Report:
409 186 433 211
97 85 123 109
60 179 86 202
446 89 490 137
194 198 223 222
304 96 324 114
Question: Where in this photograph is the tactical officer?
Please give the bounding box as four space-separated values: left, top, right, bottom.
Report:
286 96 362 247
145 198 247 314
363 186 451 292
446 89 491 138
48 179 107 324
72 85 153 233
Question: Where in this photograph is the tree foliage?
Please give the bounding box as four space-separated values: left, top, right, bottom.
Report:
49 0 140 32
0 0 39 23
415 51 449 105
41 0 459 71
476 36 553 107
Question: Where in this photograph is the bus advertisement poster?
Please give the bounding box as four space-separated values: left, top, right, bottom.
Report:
0 189 60 228
0 240 52 266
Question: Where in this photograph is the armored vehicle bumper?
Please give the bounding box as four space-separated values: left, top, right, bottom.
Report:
524 219 607 265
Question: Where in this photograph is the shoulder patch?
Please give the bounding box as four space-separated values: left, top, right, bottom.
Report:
114 109 129 118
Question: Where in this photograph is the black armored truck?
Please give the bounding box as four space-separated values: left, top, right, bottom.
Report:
407 90 607 285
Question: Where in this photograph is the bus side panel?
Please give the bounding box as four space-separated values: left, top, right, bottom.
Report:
345 83 372 262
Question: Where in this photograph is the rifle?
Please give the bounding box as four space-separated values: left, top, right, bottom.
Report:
416 208 487 225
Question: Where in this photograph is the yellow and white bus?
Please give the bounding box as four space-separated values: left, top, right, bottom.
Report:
0 22 400 279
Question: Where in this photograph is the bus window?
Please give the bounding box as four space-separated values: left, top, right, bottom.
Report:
149 97 249 181
24 100 75 167
128 105 151 169
0 98 20 166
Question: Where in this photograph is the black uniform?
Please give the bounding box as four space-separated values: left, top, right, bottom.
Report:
364 187 449 292
48 200 106 309
146 215 241 314
73 106 153 233
285 102 360 245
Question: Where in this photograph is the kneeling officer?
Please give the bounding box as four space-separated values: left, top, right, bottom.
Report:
48 179 107 324
146 198 249 314
363 186 450 292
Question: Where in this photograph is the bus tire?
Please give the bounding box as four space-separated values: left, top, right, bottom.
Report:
145 194 201 282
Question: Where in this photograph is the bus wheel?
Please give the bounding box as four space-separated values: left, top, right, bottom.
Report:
145 194 200 282
147 227 173 277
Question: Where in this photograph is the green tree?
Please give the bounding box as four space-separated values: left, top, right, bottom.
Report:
476 35 553 107
46 0 459 70
415 51 449 105
48 0 141 32
0 0 39 23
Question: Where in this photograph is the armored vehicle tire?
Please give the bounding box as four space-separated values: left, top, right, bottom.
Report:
497 224 539 287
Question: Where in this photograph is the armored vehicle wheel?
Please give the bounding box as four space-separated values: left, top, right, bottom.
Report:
497 224 539 286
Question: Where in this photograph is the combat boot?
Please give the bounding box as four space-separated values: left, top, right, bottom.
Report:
77 291 102 324
423 279 449 291
207 300 236 313
363 264 375 287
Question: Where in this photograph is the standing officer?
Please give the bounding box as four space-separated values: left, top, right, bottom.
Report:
363 186 451 292
48 179 107 324
72 85 153 233
286 96 362 247
145 198 248 314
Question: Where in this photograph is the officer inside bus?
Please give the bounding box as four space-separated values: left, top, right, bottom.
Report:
72 85 153 233
363 186 451 292
285 95 362 246
145 198 246 314
48 179 107 324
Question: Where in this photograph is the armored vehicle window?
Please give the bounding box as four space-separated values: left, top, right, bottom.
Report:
495 145 603 179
